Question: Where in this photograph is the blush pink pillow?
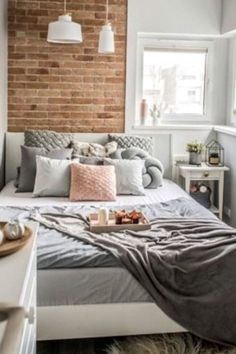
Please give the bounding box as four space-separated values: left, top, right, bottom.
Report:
70 163 117 201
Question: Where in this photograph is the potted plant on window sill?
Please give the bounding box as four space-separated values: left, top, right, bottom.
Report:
186 142 204 166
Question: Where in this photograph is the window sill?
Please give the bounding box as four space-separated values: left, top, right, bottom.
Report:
214 126 236 137
132 124 214 131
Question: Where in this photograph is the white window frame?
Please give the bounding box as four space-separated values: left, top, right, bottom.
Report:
135 37 214 125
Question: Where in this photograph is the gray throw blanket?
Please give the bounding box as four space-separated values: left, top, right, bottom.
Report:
31 211 236 346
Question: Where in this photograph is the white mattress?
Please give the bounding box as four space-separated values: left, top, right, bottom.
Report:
0 179 189 207
37 268 153 306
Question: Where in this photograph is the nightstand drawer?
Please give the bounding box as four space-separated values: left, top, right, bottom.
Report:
189 170 221 179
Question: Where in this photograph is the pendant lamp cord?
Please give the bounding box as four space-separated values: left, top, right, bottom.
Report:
64 0 67 14
106 0 109 24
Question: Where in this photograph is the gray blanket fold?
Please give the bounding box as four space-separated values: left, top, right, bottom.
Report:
31 211 236 346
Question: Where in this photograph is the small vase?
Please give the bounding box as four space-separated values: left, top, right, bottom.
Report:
140 99 148 125
189 152 202 166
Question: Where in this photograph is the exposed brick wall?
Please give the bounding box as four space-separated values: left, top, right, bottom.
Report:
8 0 127 133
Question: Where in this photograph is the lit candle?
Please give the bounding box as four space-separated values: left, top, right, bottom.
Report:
98 208 109 225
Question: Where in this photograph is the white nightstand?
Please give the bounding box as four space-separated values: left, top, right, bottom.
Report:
178 163 229 219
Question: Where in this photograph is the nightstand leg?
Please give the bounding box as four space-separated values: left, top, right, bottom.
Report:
219 172 224 220
185 177 191 193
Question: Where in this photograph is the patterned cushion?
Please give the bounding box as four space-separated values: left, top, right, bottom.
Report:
25 130 73 151
71 141 117 158
70 163 116 201
108 134 153 154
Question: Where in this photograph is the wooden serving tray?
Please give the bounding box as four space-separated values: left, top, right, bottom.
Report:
89 213 150 234
0 223 32 257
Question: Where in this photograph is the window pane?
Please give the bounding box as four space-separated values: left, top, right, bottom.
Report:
143 49 207 117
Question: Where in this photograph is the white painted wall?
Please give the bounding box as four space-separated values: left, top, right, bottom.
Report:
0 0 8 189
125 0 227 156
224 39 236 126
221 0 236 34
129 0 222 36
216 131 236 226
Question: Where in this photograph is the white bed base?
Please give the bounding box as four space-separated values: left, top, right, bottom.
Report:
5 132 186 341
37 304 185 341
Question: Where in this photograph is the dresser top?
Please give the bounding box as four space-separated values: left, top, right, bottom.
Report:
0 221 38 305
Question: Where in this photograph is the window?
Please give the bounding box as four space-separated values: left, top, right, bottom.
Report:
136 38 213 125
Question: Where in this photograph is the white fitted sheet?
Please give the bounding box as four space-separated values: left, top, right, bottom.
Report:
0 179 189 207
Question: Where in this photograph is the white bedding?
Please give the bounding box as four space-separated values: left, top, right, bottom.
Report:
0 179 189 207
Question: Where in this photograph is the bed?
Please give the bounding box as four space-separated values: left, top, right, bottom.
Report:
0 179 189 340
0 132 189 341
2 132 234 345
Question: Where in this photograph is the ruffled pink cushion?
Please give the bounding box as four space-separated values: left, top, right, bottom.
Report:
70 163 116 201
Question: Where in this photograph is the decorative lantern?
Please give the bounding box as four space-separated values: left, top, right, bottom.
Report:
206 140 224 167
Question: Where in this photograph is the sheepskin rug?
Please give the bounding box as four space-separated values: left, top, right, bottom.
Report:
106 333 236 354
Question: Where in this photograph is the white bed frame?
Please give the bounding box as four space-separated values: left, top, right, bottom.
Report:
5 132 186 341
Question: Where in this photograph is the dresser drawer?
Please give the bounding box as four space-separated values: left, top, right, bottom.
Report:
21 248 36 310
19 279 36 354
189 170 221 179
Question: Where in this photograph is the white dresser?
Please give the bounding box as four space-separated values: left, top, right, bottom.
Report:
0 221 38 354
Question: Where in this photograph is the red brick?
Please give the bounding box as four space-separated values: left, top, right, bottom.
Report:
8 0 127 133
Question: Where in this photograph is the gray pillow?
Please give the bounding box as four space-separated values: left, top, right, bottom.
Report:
14 166 21 188
33 156 72 197
17 146 73 193
25 130 73 151
104 159 145 196
108 134 153 155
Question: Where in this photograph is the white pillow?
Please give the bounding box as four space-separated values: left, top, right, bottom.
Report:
104 159 145 195
33 156 72 197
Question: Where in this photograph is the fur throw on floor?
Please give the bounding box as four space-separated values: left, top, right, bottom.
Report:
106 333 236 354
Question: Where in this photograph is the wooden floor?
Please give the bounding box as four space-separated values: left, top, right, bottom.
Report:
37 338 115 354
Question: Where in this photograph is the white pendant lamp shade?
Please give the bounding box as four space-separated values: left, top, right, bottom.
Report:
98 0 115 54
47 14 82 44
98 24 115 54
47 0 82 44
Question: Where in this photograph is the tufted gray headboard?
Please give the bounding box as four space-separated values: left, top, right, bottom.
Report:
5 132 173 183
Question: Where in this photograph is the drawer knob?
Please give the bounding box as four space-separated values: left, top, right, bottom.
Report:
203 172 209 177
26 306 35 324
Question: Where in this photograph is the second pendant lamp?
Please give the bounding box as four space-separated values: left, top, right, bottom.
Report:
98 0 115 54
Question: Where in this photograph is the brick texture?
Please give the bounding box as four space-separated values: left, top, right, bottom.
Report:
8 0 127 133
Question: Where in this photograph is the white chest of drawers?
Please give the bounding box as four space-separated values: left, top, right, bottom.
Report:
0 221 38 354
